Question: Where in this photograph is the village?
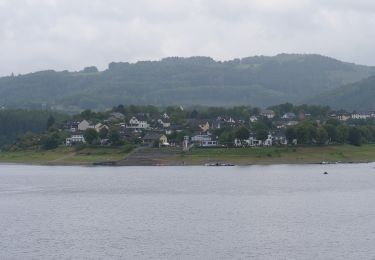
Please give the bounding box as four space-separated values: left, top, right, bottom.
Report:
61 105 375 151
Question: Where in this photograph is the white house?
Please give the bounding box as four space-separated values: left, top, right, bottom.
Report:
234 137 262 147
183 136 191 151
351 112 371 120
143 132 169 146
127 117 150 130
199 122 210 132
162 113 170 119
282 112 296 120
286 121 299 126
273 134 288 146
249 116 258 123
246 137 263 147
95 123 109 133
234 138 242 147
235 133 282 147
263 134 273 146
78 120 90 131
66 135 86 146
224 117 236 123
67 121 80 132
337 114 351 121
260 110 275 119
191 134 218 147
157 119 171 128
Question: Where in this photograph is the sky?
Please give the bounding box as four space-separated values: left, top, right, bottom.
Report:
1 0 375 76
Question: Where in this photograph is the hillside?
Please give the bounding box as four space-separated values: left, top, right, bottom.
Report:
1 54 374 111
311 76 375 111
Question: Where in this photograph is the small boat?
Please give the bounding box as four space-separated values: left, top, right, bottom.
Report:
93 161 116 166
222 163 235 166
205 163 235 167
323 171 328 175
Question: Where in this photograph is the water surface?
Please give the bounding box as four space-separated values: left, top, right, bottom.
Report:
1 164 375 259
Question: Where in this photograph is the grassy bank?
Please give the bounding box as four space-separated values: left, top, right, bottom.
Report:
176 145 375 165
0 146 131 165
0 144 374 166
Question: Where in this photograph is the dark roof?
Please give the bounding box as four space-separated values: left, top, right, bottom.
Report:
65 121 80 128
159 118 171 123
135 113 149 121
169 124 183 130
110 112 125 120
143 132 163 141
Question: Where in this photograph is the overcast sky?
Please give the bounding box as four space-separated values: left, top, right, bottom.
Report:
1 0 375 76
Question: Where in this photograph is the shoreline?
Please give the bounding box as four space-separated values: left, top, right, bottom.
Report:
0 159 374 167
1 144 375 167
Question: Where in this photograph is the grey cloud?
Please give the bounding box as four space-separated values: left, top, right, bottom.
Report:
0 0 375 76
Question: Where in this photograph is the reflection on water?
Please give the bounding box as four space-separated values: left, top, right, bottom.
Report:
1 164 375 259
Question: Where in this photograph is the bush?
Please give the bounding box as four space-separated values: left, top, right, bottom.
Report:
348 127 362 146
84 128 99 144
41 133 60 150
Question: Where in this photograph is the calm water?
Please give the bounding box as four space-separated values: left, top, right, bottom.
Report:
1 164 375 259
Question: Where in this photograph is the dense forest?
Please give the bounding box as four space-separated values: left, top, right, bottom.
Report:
0 110 67 148
311 76 375 111
1 54 374 112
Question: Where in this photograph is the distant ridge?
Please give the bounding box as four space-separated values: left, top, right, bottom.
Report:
0 54 374 111
311 75 375 111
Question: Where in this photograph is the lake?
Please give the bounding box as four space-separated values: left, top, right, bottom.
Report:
1 164 375 259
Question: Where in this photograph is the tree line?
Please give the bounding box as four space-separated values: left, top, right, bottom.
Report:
0 110 67 148
285 119 375 146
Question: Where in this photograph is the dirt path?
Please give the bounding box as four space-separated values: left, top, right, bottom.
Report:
118 147 182 166
46 151 77 164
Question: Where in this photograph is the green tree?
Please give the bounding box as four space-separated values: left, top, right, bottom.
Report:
166 106 186 124
285 127 297 144
41 132 60 150
253 119 273 131
348 127 362 146
109 128 123 146
99 127 109 139
13 132 40 150
268 103 294 118
235 127 250 140
46 115 55 130
359 126 374 143
296 121 318 144
190 110 198 118
336 125 348 144
84 128 99 145
0 109 63 148
80 109 94 119
256 129 268 141
219 130 234 147
316 127 328 145
175 131 189 144
152 139 160 148
325 118 340 127
82 66 99 73
324 124 337 143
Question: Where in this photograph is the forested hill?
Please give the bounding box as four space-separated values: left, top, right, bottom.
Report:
311 76 375 111
0 110 67 148
1 54 374 111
